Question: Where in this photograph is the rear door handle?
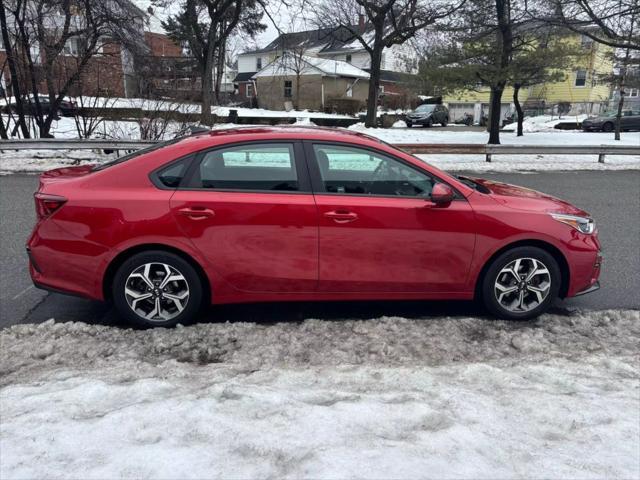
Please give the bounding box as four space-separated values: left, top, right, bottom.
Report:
324 210 358 223
178 207 215 220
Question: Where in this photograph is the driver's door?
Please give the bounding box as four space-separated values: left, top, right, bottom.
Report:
306 143 476 293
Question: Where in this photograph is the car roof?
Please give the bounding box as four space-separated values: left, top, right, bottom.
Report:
182 125 385 147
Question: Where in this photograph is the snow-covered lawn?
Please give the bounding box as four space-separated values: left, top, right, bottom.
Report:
1 310 639 479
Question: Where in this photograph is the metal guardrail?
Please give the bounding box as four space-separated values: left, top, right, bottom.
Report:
0 139 158 150
394 144 640 163
0 139 638 163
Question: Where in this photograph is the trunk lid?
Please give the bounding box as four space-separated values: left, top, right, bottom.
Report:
38 165 95 191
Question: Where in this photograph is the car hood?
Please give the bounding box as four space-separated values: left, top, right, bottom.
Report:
468 177 590 216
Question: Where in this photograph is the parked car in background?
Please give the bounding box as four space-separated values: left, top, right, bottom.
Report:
3 95 78 117
406 104 449 127
582 109 640 132
27 126 602 328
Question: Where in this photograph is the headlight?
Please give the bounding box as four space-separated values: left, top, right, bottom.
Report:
550 213 595 234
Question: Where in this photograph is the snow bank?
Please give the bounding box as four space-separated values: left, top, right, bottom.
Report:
502 115 589 133
1 310 638 479
2 310 638 385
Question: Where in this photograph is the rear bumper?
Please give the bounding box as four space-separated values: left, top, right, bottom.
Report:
27 220 109 301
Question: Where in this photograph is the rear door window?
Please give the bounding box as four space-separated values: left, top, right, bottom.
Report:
192 143 299 192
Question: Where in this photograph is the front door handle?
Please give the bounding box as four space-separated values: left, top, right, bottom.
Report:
324 210 358 223
178 207 215 220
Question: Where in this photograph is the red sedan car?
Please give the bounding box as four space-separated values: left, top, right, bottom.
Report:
27 127 601 327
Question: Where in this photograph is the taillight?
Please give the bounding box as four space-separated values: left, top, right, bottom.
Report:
34 193 66 220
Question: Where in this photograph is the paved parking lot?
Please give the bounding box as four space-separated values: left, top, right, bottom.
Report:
1 170 638 329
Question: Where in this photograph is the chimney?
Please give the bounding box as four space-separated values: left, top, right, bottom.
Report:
358 14 365 33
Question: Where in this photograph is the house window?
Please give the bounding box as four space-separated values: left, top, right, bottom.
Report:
591 72 598 87
246 84 254 97
0 34 4 50
63 37 80 56
346 81 353 98
346 54 352 63
581 35 594 49
378 85 385 96
256 57 262 70
284 80 292 98
629 88 639 98
575 70 587 87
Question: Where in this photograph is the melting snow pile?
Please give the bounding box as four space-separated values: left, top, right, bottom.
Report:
1 310 639 479
502 114 589 133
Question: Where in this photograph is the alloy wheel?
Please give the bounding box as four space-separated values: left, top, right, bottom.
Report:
124 262 190 321
494 257 551 313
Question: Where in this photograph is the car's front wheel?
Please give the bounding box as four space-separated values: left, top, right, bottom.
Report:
481 247 561 320
112 250 203 328
602 122 614 132
406 121 412 128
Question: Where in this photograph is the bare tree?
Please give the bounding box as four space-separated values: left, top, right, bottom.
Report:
1 0 144 138
0 1 30 137
314 0 462 127
544 0 640 51
162 0 265 125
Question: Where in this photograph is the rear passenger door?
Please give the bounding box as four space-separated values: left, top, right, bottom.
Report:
169 142 318 293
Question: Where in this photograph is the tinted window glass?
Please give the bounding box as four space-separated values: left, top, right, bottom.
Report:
197 144 298 191
313 145 434 197
157 158 190 188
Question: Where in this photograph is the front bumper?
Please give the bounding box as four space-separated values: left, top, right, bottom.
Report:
406 116 432 125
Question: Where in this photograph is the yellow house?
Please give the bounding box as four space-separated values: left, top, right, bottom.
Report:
443 33 614 123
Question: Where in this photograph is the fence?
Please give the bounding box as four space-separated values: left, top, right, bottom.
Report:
0 139 638 163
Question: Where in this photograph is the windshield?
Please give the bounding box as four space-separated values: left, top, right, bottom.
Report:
92 137 183 171
415 104 436 113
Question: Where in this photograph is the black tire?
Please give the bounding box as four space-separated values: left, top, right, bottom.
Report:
406 121 412 128
441 118 448 127
602 122 614 132
112 250 204 328
481 246 561 320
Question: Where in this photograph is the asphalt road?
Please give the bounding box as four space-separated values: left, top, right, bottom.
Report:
1 171 638 329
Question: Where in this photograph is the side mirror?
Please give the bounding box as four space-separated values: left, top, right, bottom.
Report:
431 183 454 206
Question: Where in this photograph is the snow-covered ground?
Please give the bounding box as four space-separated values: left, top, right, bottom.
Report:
1 310 639 479
1 118 638 173
502 115 590 133
0 96 356 119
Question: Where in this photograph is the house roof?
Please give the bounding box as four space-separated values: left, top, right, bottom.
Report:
233 72 257 82
252 54 370 79
241 26 372 56
367 69 416 83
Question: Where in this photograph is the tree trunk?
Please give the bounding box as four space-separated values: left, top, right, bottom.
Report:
614 85 624 141
488 84 505 144
201 28 217 126
0 1 30 138
213 24 225 104
365 44 383 128
513 82 523 137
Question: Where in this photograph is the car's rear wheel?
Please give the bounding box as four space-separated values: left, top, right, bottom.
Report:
602 122 614 132
481 247 561 320
441 118 448 127
112 250 203 328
